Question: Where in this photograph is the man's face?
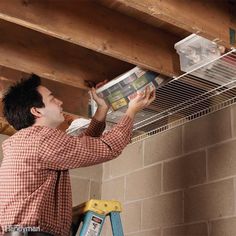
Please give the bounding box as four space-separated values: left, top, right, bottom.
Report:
37 86 65 128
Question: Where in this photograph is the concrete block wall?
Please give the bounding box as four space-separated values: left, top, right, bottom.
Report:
101 104 236 236
69 164 102 207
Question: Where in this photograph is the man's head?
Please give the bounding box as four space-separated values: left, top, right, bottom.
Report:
3 74 64 130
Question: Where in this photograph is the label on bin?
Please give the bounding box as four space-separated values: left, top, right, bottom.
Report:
107 90 124 103
132 76 148 90
111 98 128 110
96 66 166 111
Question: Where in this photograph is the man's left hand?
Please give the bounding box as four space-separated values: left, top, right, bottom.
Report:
90 80 110 112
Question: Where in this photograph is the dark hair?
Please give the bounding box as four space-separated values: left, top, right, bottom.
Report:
2 74 45 130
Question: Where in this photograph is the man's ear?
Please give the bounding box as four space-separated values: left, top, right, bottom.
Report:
30 107 43 118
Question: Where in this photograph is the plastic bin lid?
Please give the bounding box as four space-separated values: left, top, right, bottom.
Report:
174 33 202 49
96 66 140 93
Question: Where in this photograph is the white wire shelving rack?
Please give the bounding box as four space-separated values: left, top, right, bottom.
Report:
106 48 236 143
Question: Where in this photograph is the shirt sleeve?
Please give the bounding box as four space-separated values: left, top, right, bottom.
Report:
39 115 133 170
79 117 106 137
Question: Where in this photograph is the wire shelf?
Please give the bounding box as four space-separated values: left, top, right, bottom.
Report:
106 49 236 144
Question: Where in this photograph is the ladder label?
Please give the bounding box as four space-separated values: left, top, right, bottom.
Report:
85 215 103 236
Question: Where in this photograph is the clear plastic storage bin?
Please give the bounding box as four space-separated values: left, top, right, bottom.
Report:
96 67 168 111
175 34 223 72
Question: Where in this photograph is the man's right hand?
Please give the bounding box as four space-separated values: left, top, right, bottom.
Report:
126 87 156 119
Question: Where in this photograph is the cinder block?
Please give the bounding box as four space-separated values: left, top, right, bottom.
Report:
100 219 112 236
126 229 161 236
163 223 208 236
101 177 125 203
144 127 182 165
69 164 103 181
208 140 236 180
102 162 110 180
210 217 236 236
70 176 90 206
123 201 141 233
183 108 231 152
184 179 234 222
142 191 183 229
109 142 143 177
163 151 206 191
231 104 236 137
126 164 161 201
90 181 101 199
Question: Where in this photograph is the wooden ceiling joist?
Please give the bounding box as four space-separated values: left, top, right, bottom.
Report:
0 0 180 76
0 19 133 91
100 0 236 48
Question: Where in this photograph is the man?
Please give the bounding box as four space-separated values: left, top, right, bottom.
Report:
0 74 155 236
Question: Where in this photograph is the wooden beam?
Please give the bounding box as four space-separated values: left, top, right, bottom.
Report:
0 19 133 91
0 0 180 76
0 116 16 136
98 0 189 39
99 0 236 48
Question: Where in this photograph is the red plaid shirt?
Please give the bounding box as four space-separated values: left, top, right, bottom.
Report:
0 115 133 236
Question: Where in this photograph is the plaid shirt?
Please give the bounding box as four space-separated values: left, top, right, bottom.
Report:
0 115 133 236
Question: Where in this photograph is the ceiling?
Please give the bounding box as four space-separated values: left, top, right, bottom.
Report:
0 0 235 135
